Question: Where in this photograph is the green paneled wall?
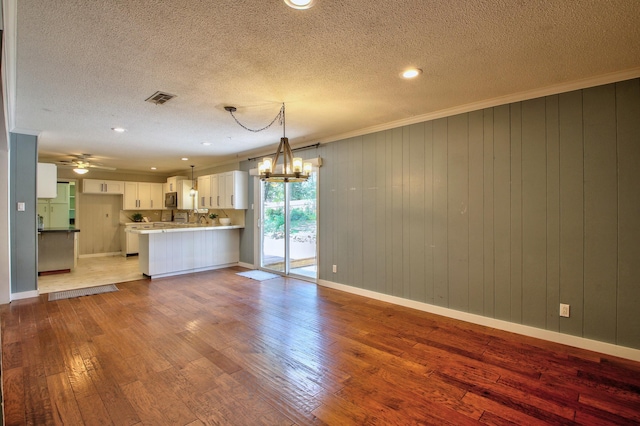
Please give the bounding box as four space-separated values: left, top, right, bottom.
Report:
240 78 640 350
318 78 640 350
9 133 38 295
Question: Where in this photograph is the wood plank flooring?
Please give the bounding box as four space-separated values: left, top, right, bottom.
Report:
3 267 640 425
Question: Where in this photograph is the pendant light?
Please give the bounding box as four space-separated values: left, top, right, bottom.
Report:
189 165 196 196
225 103 312 182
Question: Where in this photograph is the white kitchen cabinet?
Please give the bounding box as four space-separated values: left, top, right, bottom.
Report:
217 171 248 209
166 176 188 192
121 223 153 255
197 175 210 209
150 183 164 210
176 180 197 210
197 175 215 209
83 179 125 194
210 174 219 208
123 182 139 210
197 171 246 210
37 163 58 198
124 182 165 210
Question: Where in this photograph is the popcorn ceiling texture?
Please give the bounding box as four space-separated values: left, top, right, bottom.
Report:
14 0 640 172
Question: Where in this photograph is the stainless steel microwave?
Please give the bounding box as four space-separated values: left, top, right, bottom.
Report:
165 192 177 208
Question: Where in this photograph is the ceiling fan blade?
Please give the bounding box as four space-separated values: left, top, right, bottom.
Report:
49 154 116 171
87 164 116 170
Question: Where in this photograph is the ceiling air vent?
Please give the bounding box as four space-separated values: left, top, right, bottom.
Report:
145 91 176 105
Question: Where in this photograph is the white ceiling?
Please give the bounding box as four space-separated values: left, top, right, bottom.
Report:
12 0 640 174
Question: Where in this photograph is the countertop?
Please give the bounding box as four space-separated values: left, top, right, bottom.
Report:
131 224 243 234
38 227 80 233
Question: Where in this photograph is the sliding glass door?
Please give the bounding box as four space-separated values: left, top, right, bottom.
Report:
260 172 317 279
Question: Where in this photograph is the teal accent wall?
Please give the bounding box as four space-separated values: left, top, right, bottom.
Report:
9 133 38 295
239 160 255 264
240 78 640 350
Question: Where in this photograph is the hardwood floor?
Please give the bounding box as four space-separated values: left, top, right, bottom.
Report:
3 267 640 425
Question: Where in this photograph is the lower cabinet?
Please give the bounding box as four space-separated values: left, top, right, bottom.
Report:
121 224 153 255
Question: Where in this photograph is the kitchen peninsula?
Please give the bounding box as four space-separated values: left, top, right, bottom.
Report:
133 224 242 278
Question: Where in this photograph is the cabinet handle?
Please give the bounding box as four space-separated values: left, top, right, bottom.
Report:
209 196 212 207
217 196 220 206
151 200 153 208
231 195 234 206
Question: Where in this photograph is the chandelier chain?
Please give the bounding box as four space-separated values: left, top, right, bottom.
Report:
228 104 285 133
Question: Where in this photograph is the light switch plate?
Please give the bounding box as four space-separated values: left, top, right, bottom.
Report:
17 202 26 211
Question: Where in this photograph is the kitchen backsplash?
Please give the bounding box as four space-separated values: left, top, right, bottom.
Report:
119 208 246 227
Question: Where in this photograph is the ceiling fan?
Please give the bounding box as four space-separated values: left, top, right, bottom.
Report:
55 154 116 174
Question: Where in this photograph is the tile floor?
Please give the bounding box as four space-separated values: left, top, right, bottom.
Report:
38 255 145 293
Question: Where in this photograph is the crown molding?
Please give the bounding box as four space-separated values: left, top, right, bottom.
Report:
318 67 640 145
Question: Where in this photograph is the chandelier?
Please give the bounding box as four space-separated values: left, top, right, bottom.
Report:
224 103 312 182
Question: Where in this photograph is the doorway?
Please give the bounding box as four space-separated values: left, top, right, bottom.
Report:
260 172 317 280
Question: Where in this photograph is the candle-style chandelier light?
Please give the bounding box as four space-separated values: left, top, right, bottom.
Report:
224 103 312 182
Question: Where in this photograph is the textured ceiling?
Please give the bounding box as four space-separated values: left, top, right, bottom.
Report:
13 0 640 173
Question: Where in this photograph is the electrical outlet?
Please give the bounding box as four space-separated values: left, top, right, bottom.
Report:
559 303 570 318
332 264 337 273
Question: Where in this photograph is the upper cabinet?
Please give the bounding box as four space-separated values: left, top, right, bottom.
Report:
177 180 197 210
83 179 125 194
124 182 164 210
37 163 58 198
197 174 216 209
218 171 248 209
166 176 188 193
197 171 247 210
150 183 164 210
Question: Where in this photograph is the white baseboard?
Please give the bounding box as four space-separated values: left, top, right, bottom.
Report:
10 290 39 301
79 252 122 258
318 279 640 362
238 262 255 269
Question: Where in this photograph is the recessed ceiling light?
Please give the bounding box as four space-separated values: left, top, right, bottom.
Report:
181 157 189 161
150 167 157 170
401 68 423 79
201 142 212 146
284 0 315 9
111 127 127 133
